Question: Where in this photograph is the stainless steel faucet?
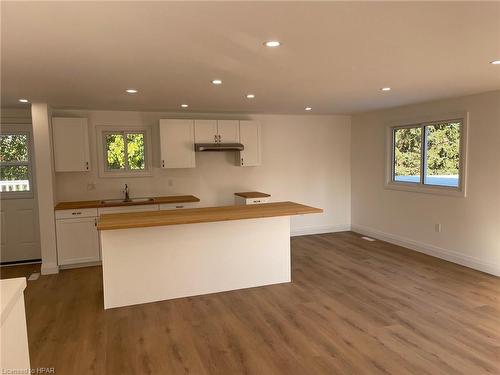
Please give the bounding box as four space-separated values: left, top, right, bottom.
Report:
124 184 130 202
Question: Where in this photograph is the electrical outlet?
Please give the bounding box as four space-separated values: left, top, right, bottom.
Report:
435 223 441 233
87 182 96 191
168 179 173 187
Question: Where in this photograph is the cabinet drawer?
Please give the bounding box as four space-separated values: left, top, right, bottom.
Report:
55 208 98 219
246 197 269 205
98 204 159 215
159 203 197 210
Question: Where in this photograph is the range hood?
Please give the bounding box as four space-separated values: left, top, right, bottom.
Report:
195 143 244 152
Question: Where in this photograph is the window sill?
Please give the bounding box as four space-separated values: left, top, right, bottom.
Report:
98 170 153 178
384 182 466 197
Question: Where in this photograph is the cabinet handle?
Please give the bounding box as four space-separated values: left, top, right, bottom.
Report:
214 134 218 143
241 157 244 166
85 161 89 170
218 134 221 142
175 205 183 209
162 160 165 168
72 212 82 215
94 218 97 227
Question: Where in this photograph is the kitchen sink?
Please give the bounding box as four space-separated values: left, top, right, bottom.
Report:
100 197 154 205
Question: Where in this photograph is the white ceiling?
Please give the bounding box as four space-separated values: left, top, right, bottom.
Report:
2 1 499 114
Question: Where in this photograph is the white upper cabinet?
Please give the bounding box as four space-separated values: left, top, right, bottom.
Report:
52 117 90 172
239 120 261 166
194 120 217 143
217 120 240 143
194 120 239 143
159 119 195 169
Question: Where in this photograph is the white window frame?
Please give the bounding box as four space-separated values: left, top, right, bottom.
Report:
385 112 468 197
96 125 153 178
0 126 35 199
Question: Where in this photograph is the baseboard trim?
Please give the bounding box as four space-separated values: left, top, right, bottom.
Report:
291 224 351 237
59 261 102 270
41 262 59 275
351 224 500 277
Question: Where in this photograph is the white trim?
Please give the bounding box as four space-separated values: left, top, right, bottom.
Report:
291 224 351 237
351 224 500 277
95 125 153 178
385 112 468 197
41 262 59 275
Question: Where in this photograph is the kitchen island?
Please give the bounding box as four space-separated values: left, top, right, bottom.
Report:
98 202 322 309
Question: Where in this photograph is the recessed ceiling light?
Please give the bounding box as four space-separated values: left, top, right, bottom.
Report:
126 89 138 94
211 79 222 85
181 104 189 108
490 60 500 65
305 107 312 111
19 98 29 103
264 40 281 48
380 87 391 92
246 94 255 99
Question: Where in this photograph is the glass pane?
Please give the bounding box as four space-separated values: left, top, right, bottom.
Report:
106 134 125 170
127 133 145 170
393 127 422 183
424 122 460 187
0 134 29 162
0 165 30 192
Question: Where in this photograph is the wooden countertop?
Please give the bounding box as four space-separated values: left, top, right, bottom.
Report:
97 201 323 230
55 195 200 210
234 191 271 198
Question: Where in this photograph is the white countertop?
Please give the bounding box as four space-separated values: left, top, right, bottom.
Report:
1 277 27 326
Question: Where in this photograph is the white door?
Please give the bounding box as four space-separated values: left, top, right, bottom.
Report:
239 120 261 166
159 119 195 168
56 217 100 265
0 124 41 263
194 120 217 143
52 117 90 172
217 120 240 143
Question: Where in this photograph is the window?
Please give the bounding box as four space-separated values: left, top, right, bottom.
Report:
387 114 467 196
0 132 33 196
97 126 152 177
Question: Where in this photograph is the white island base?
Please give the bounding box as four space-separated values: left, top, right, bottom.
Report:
101 216 291 309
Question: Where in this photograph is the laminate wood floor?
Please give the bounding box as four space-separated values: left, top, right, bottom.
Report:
3 232 499 374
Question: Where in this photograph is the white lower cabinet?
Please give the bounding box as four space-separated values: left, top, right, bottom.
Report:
56 215 100 266
159 202 197 210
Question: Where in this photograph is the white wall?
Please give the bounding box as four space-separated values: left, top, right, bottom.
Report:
351 90 500 276
31 103 58 274
52 110 352 235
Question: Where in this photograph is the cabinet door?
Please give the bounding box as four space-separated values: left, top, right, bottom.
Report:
56 217 100 265
159 119 195 168
52 117 90 172
217 120 240 143
194 120 217 143
239 120 261 166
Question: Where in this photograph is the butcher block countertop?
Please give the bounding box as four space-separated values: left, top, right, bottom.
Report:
54 195 200 210
234 191 271 198
97 201 323 230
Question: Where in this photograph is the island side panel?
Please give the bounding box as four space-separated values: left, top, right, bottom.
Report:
100 216 291 309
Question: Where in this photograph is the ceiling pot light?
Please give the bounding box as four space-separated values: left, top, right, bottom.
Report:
181 104 189 108
211 79 222 85
305 107 312 111
490 60 500 65
126 89 138 94
380 87 391 92
19 98 29 103
246 94 255 99
264 40 281 47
